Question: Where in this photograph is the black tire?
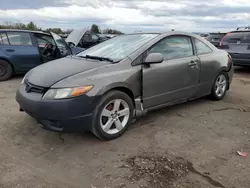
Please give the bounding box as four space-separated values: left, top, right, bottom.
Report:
210 72 228 100
0 60 13 81
91 90 134 141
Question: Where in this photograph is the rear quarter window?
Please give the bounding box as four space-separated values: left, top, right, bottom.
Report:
194 38 213 55
0 32 9 45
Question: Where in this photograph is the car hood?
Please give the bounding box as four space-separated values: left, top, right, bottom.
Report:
27 56 109 87
65 28 88 46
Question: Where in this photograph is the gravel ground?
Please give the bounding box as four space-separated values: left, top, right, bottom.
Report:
0 67 250 188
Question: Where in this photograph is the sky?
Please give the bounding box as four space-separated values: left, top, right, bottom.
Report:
0 0 250 33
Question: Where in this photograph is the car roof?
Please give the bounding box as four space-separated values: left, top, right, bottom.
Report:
118 31 214 44
230 30 250 33
126 31 217 61
209 32 226 34
125 31 199 36
0 29 50 35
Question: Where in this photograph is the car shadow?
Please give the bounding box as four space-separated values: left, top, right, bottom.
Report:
131 97 210 129
12 74 25 79
234 66 250 74
59 97 212 142
8 95 219 159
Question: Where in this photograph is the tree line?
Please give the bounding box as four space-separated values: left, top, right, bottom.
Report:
91 24 123 34
0 22 123 35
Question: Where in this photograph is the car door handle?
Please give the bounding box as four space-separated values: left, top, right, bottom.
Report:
5 49 15 52
188 60 198 66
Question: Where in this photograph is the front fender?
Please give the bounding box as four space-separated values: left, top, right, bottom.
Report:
96 82 132 96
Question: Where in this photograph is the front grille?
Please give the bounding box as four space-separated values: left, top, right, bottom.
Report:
24 80 47 94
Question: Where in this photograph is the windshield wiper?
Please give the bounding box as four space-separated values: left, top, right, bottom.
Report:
79 55 114 63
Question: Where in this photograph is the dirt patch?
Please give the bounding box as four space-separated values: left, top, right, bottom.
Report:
126 155 189 188
125 154 226 188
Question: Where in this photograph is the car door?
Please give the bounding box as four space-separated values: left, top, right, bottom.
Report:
142 35 201 109
50 32 72 57
0 31 41 72
33 33 60 63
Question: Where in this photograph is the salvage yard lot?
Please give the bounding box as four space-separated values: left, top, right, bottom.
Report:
0 67 250 188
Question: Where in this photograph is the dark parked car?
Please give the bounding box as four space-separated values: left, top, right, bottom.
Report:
0 28 109 81
65 28 109 50
16 32 234 140
199 33 209 39
219 28 250 66
206 32 226 47
0 29 84 81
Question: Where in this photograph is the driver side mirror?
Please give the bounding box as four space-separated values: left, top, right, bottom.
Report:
144 53 164 64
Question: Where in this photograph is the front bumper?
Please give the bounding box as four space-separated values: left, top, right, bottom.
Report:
16 84 99 132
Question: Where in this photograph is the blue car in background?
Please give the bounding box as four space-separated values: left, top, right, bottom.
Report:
0 28 108 81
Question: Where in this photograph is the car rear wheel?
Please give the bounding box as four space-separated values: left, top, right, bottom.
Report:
0 60 13 81
92 90 134 140
210 72 228 100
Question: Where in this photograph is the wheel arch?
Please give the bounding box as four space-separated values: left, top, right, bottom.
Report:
110 87 135 105
213 67 230 89
98 85 136 106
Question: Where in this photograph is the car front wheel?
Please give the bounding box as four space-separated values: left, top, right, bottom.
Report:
92 90 134 140
210 72 228 100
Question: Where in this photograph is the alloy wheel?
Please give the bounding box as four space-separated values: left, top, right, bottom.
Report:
100 99 130 135
215 75 227 97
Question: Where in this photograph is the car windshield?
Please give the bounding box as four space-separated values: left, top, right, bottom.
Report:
77 34 159 61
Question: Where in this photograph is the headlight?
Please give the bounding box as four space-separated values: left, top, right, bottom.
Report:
21 76 26 84
43 86 93 99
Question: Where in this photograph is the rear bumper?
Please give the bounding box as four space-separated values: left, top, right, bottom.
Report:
16 84 100 132
232 58 250 66
227 52 250 66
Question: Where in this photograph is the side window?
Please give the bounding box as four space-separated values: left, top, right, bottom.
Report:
7 32 32 46
35 34 55 48
194 38 213 55
149 36 193 60
0 32 9 45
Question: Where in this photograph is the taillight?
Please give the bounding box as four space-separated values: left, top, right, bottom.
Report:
227 53 233 71
219 32 231 48
219 44 229 49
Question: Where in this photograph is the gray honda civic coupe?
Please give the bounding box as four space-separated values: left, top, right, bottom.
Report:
16 31 234 140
